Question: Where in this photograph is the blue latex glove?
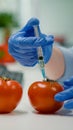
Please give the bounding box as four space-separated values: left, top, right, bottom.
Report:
54 76 73 109
8 17 54 67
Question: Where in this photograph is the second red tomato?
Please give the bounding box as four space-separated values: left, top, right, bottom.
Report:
28 81 64 114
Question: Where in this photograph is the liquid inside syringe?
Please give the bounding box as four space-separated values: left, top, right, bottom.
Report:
33 25 47 80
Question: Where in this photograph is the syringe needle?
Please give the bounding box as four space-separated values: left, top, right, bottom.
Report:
33 25 47 81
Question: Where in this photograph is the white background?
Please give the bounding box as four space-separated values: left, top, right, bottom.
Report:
0 0 73 45
20 0 73 45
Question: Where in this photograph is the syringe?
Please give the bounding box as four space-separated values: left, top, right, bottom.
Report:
33 25 47 81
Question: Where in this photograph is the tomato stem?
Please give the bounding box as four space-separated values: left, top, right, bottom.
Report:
43 78 56 82
0 76 10 81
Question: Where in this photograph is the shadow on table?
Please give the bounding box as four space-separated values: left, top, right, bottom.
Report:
33 109 73 117
55 109 73 117
10 110 28 116
0 110 28 116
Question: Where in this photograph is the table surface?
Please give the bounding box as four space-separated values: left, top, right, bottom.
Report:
0 62 73 130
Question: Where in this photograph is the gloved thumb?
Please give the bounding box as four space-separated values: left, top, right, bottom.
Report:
64 76 73 86
20 17 40 33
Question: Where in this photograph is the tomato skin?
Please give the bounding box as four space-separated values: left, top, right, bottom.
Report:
28 81 64 114
0 77 23 113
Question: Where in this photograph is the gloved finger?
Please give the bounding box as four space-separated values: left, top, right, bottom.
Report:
8 31 27 47
9 45 38 65
54 87 73 101
34 35 54 46
15 58 37 67
64 76 73 86
19 60 37 67
11 31 26 39
63 84 73 90
42 44 53 64
9 35 54 49
33 34 54 47
11 49 37 60
9 44 37 58
64 99 73 109
11 45 37 54
9 35 37 48
12 54 37 67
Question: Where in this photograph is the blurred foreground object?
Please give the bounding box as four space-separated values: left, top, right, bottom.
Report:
0 12 19 63
0 64 23 84
54 35 66 46
0 43 15 63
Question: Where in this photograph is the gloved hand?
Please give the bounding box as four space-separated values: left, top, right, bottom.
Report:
8 17 54 67
54 76 73 109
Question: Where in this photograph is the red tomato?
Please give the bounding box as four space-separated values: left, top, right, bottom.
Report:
0 77 23 113
28 81 64 114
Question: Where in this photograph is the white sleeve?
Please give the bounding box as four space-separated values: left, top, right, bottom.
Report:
57 46 73 84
